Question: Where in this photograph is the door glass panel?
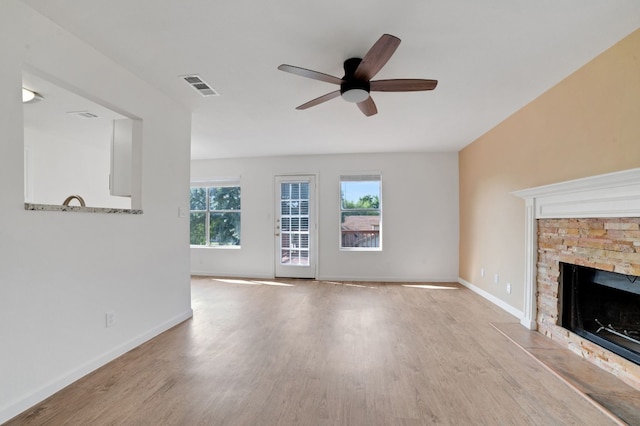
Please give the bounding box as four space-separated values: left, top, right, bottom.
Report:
280 181 310 266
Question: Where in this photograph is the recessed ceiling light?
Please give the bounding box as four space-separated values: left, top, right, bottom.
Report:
22 88 43 103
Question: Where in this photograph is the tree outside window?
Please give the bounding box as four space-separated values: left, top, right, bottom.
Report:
190 183 241 247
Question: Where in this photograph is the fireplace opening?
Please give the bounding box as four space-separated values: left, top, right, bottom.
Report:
559 262 640 365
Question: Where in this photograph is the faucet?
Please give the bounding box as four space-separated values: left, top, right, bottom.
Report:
62 195 86 207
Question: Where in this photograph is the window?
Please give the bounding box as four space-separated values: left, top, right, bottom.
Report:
190 178 241 247
340 175 381 250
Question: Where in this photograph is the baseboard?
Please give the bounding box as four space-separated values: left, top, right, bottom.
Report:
0 309 193 424
520 317 538 330
458 277 523 320
191 271 274 280
317 275 459 283
192 272 459 283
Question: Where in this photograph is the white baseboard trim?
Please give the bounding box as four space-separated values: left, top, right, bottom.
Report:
0 309 193 424
520 317 538 330
192 271 459 283
458 277 523 320
191 271 274 280
317 275 459 283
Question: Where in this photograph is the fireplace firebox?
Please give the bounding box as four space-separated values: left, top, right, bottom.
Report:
559 262 640 365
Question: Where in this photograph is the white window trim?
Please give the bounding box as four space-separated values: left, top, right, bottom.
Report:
191 176 241 188
339 173 382 251
190 177 241 249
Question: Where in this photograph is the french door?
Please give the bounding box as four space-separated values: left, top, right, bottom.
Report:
274 175 316 278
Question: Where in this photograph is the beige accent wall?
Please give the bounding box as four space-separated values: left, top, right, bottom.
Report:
459 28 640 311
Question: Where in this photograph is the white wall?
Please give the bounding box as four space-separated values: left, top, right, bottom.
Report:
191 152 459 282
0 2 192 422
24 127 130 208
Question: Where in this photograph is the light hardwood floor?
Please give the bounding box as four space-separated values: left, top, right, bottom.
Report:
6 277 620 425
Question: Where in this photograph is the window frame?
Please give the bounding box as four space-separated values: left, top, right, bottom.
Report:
339 174 382 251
190 177 241 248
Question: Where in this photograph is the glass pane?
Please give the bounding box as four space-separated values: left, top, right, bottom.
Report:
341 211 381 248
279 179 311 266
288 250 309 266
209 212 241 246
190 187 207 210
209 187 240 210
190 212 206 245
300 182 309 200
281 183 290 200
290 201 299 215
341 180 380 210
281 233 290 249
291 183 300 200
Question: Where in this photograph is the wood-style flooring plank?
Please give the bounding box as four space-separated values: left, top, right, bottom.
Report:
493 322 640 425
5 278 620 425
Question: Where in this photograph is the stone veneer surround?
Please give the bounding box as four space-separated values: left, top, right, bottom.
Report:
537 217 640 389
514 168 640 390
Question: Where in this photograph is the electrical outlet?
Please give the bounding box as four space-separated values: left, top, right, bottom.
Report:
480 268 485 278
105 310 116 328
494 273 499 284
506 283 511 294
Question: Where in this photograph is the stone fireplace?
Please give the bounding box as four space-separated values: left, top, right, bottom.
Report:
514 168 640 390
558 261 640 365
537 217 640 389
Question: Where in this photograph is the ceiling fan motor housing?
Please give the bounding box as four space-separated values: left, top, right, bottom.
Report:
341 58 370 102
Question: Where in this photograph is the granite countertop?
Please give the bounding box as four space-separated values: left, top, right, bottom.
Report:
24 203 143 214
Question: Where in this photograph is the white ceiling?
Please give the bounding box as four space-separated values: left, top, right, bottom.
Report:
20 0 640 160
23 71 125 145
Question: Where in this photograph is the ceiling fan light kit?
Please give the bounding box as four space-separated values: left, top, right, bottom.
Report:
22 87 44 103
341 88 369 103
278 34 437 117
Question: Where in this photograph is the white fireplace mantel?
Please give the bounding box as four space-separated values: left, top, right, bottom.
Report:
512 168 640 330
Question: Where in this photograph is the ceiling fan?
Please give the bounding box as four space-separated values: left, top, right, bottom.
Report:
278 34 438 117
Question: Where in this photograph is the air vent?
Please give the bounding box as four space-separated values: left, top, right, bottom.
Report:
67 111 99 119
181 74 219 97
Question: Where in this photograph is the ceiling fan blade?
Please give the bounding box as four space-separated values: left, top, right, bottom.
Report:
296 90 341 110
278 64 343 85
370 79 438 92
354 34 401 80
357 97 377 117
